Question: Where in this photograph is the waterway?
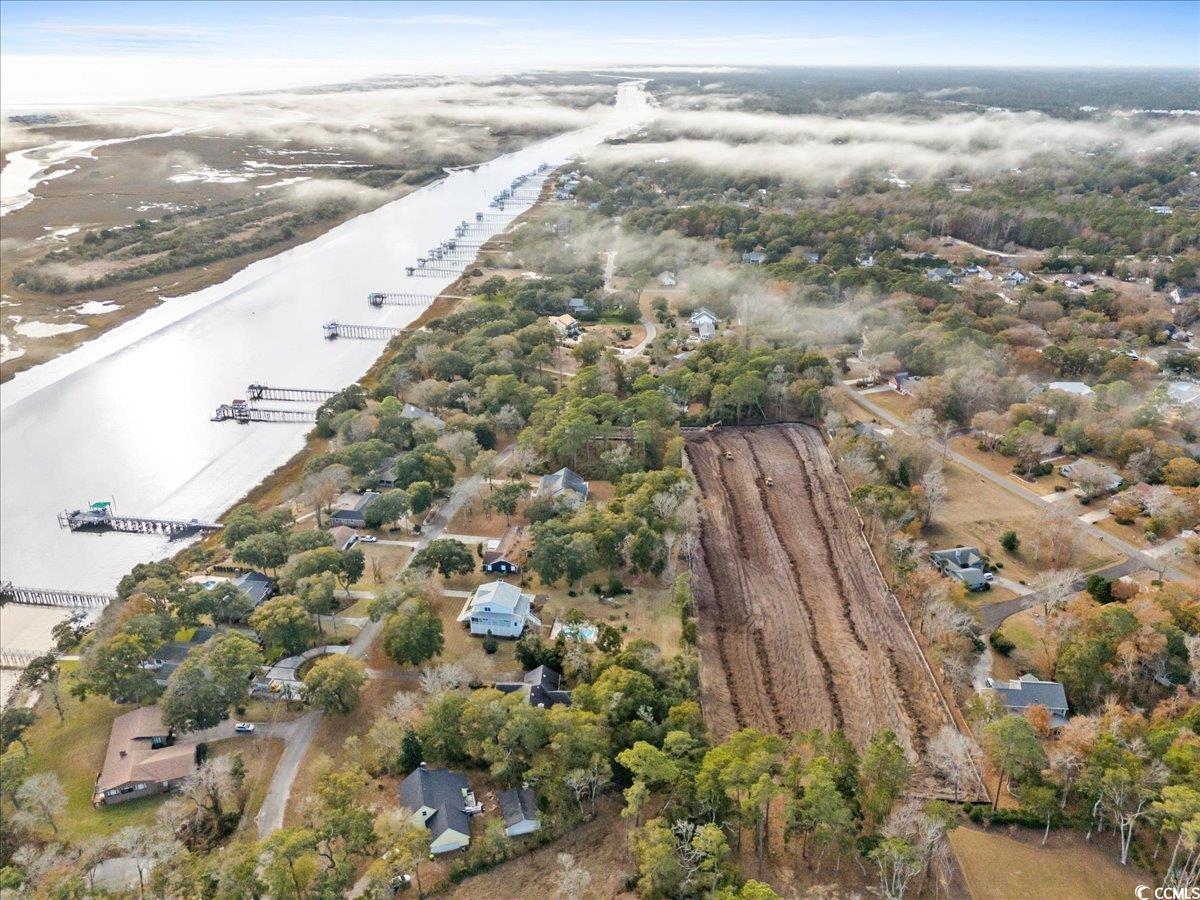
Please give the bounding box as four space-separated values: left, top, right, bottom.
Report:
0 81 651 694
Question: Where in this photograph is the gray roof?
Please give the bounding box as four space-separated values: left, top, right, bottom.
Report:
399 767 470 842
498 787 539 829
992 674 1070 719
234 571 276 608
495 666 572 708
930 547 987 589
539 467 588 500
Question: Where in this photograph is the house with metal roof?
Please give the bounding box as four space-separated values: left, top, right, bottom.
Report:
987 674 1070 728
498 787 541 837
398 766 474 854
539 467 588 507
929 546 990 591
457 581 541 638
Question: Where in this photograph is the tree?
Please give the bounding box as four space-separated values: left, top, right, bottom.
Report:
233 532 289 574
383 600 444 667
1000 529 1020 553
793 756 856 874
486 480 529 524
0 707 34 756
336 548 366 597
1068 459 1120 501
250 595 319 657
920 468 947 527
1152 784 1200 892
410 539 475 578
555 851 592 900
860 730 912 832
982 716 1047 810
408 481 435 514
697 729 785 875
260 827 318 900
297 572 338 630
928 725 975 803
302 655 367 715
20 653 64 722
73 627 162 704
15 772 65 835
472 449 500 485
869 835 922 900
0 746 28 809
1022 784 1059 845
162 655 231 733
364 489 412 530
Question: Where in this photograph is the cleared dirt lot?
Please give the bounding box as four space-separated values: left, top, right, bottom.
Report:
686 424 985 800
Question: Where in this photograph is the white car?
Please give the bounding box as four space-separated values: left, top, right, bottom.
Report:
983 572 996 583
360 535 378 543
234 722 255 734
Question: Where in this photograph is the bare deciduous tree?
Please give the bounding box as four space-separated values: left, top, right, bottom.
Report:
555 852 593 899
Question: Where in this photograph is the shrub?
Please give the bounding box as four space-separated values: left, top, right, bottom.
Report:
1086 574 1114 604
999 530 1020 553
989 630 1015 656
482 633 499 655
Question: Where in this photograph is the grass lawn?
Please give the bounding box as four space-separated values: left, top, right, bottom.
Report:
17 681 165 843
949 436 1072 493
208 736 285 841
922 457 1120 584
950 825 1146 900
537 580 683 656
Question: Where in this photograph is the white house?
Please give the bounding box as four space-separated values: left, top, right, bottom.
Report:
399 766 475 854
658 271 677 287
689 308 720 341
457 581 541 638
548 314 581 338
1045 381 1095 398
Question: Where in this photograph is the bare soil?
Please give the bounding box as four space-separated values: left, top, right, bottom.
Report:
685 424 986 801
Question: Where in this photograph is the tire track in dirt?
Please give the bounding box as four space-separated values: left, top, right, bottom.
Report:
742 434 845 733
712 437 791 736
783 427 927 756
690 439 779 734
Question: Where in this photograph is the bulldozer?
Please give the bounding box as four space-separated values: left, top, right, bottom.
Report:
723 449 734 461
705 420 722 432
764 476 774 487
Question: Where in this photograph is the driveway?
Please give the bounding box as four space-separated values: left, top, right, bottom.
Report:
842 385 1186 584
255 444 517 837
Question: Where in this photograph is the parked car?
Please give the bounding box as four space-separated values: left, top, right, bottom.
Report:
234 722 255 734
983 572 996 583
360 535 378 543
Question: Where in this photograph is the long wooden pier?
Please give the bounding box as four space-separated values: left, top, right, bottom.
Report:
368 292 433 308
323 321 408 340
0 582 113 609
57 506 220 537
406 264 465 278
0 648 45 669
246 384 337 402
212 404 317 424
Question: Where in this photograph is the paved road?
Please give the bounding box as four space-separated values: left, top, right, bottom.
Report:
843 385 1186 584
255 445 516 837
979 557 1141 631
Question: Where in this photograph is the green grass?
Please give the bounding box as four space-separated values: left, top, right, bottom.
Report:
17 681 166 842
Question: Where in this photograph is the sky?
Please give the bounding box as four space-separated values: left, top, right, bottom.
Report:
2 0 1198 107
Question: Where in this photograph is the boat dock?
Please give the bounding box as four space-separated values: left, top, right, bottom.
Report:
246 384 337 402
368 292 434 308
0 582 113 609
212 404 318 424
322 321 409 340
57 501 220 537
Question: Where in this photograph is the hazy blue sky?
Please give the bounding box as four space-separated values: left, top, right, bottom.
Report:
2 0 1198 106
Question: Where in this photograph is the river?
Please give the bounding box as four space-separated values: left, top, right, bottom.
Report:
0 81 651 694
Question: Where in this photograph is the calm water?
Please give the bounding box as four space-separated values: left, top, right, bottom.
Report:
0 82 649 675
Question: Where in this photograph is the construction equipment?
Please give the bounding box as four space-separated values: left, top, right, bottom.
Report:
765 476 774 487
705 420 722 432
724 450 734 461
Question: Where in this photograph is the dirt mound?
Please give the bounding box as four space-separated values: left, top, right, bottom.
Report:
685 424 985 801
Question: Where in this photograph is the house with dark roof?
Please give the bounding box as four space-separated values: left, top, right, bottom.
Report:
741 251 767 265
147 627 216 686
482 528 522 575
398 766 475 854
494 666 572 709
329 492 380 528
372 455 401 489
539 467 588 507
233 571 276 611
498 787 541 837
987 674 1070 728
93 706 199 806
929 546 990 591
567 297 595 318
328 525 360 552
